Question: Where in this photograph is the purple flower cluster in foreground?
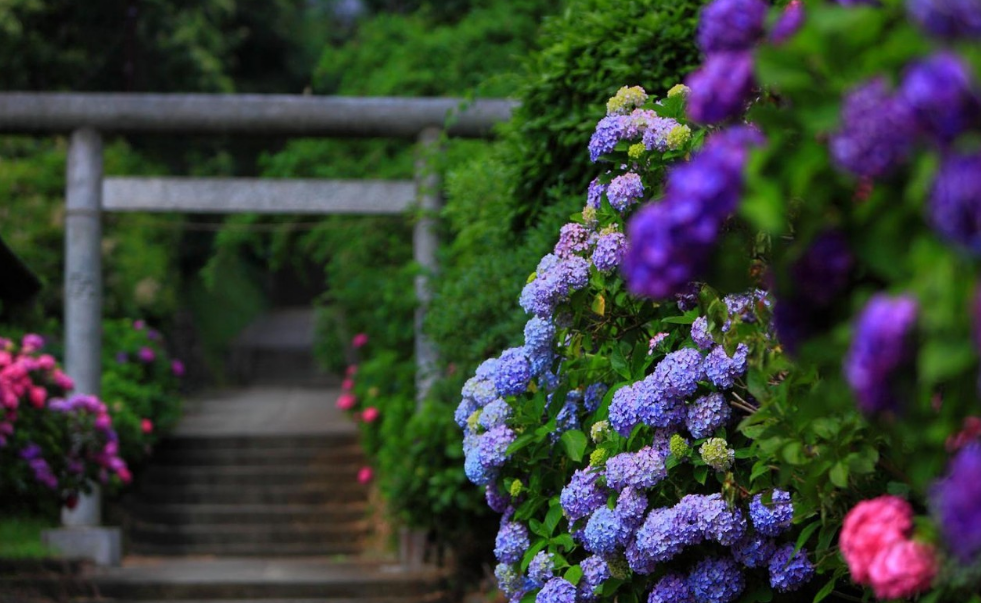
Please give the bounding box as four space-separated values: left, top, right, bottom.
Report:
932 443 981 563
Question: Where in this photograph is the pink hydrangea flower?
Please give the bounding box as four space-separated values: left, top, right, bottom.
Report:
840 495 913 585
342 378 354 391
133 319 146 330
141 418 154 434
21 334 44 353
362 407 379 423
29 386 46 409
868 540 937 599
352 333 368 348
336 393 356 410
357 466 373 484
138 347 156 363
171 359 185 377
346 364 358 377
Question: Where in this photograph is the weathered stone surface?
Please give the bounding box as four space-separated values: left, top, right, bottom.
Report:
41 527 121 567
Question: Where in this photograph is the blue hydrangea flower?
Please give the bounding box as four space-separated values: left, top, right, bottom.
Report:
465 448 496 486
691 316 714 349
695 494 747 546
929 153 981 256
539 370 560 393
475 358 499 380
527 348 553 378
731 533 777 568
589 115 627 162
605 447 667 491
697 0 767 53
528 550 556 586
592 232 627 273
703 344 748 389
578 556 610 600
686 392 731 439
479 399 512 430
652 348 704 401
901 52 979 144
583 507 625 555
685 51 755 125
554 223 592 258
537 578 577 603
584 383 608 413
768 544 815 592
560 469 608 521
463 376 499 406
494 348 532 397
635 377 686 429
607 173 644 212
524 317 556 352
479 426 517 469
830 77 916 179
486 485 510 514
931 442 981 563
906 0 981 38
749 490 794 537
615 486 648 531
555 392 581 435
609 384 641 437
495 563 528 599
587 178 607 209
687 557 745 603
648 573 694 603
455 398 479 428
495 521 529 564
635 506 701 563
626 536 659 574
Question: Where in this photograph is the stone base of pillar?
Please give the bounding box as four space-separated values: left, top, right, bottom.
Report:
42 527 121 566
398 526 428 570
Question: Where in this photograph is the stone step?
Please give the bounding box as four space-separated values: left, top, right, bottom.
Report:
156 433 359 452
142 465 365 487
126 503 368 526
152 444 365 467
126 541 364 556
136 482 369 505
76 598 445 603
128 521 369 547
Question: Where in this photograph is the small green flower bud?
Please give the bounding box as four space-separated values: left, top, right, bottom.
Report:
509 479 524 498
700 437 735 471
669 434 690 459
582 206 598 228
589 448 609 467
667 84 690 98
606 85 648 115
627 142 646 160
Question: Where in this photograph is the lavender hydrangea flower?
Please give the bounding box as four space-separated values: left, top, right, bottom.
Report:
931 442 981 563
495 563 526 599
463 376 498 406
749 490 794 537
537 578 576 603
528 551 556 585
929 153 981 255
697 0 768 53
649 573 694 603
479 426 517 469
641 116 682 151
635 505 703 562
901 52 979 144
906 0 981 38
830 78 916 179
607 173 644 213
555 223 592 258
495 521 529 564
635 377 686 429
589 115 626 162
479 399 513 430
560 469 608 521
584 383 608 412
587 178 608 209
768 544 815 592
686 393 731 439
687 557 745 603
605 447 668 491
465 449 496 486
691 316 714 349
703 344 748 389
652 348 704 400
579 556 610 599
626 535 659 574
486 485 510 513
685 52 755 124
731 533 777 568
609 384 641 437
615 486 648 531
494 348 532 397
843 294 918 414
524 317 555 352
583 507 625 554
475 358 499 380
770 0 805 44
696 494 747 545
592 232 626 272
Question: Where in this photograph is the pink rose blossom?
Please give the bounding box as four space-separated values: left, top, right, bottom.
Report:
29 386 46 409
362 407 379 423
357 466 373 484
141 418 154 434
840 495 913 585
352 333 368 348
342 378 354 391
171 359 185 377
868 540 937 600
336 393 356 410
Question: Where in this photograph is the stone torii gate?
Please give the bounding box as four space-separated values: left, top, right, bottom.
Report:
0 92 515 564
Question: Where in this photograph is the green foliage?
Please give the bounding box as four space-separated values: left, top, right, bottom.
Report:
0 514 56 559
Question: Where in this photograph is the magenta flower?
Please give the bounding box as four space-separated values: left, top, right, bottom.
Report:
138 347 156 363
171 359 185 377
352 333 369 348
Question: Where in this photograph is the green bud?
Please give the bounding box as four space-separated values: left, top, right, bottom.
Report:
589 448 609 467
467 410 482 433
669 434 690 459
590 420 611 444
509 479 524 498
667 83 690 98
627 142 646 160
699 437 735 472
666 124 692 150
607 555 631 580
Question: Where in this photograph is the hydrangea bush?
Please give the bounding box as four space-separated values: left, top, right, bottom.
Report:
456 0 981 598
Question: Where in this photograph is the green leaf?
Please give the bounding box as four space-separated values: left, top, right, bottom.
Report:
544 502 563 536
611 346 631 379
560 430 588 463
564 565 583 586
551 534 575 550
591 293 606 316
694 465 708 485
506 433 536 456
812 577 837 603
521 539 548 572
795 521 821 553
829 462 849 489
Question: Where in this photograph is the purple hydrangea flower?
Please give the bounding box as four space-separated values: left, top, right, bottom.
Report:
592 232 627 272
686 52 756 124
479 399 513 430
609 384 641 437
687 557 745 603
605 447 668 491
615 486 648 531
589 116 627 162
587 178 608 209
697 0 768 53
929 153 981 255
584 383 608 413
560 469 608 521
583 507 625 554
555 392 581 435
641 116 682 151
770 0 805 44
901 52 979 144
830 77 916 179
486 485 510 513
527 348 554 378
906 0 981 38
695 494 747 546
555 223 592 258
524 317 555 352
607 173 645 213
790 230 854 307
455 398 479 428
528 551 556 585
494 348 532 397
537 578 577 603
495 521 530 564
625 535 659 574
465 449 496 486
686 393 731 439
768 544 815 592
635 378 686 429
749 490 795 537
843 294 918 414
476 358 499 380
579 556 609 600
703 344 748 389
652 348 705 401
635 505 703 563
691 316 715 349
463 376 498 406
731 533 777 568
495 563 526 599
931 442 981 563
649 573 694 603
478 425 517 469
